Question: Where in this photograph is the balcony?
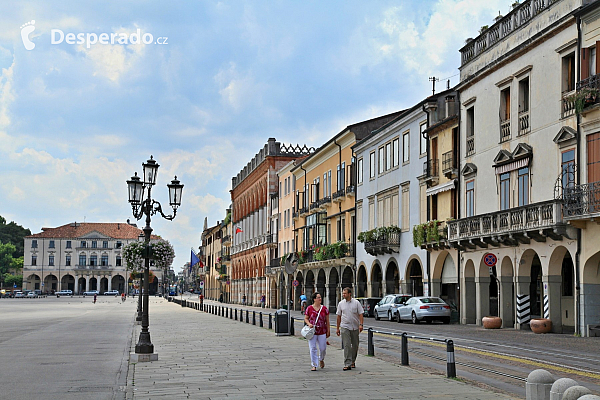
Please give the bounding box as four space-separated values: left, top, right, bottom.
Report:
318 196 332 208
266 257 282 276
310 201 319 211
299 206 309 216
562 90 576 118
447 200 572 249
466 135 475 156
442 151 457 179
413 221 448 251
363 232 400 256
346 185 356 197
292 210 299 220
518 110 530 136
420 159 439 185
562 182 600 221
297 241 355 268
500 119 511 142
221 234 231 246
332 189 345 202
265 233 278 248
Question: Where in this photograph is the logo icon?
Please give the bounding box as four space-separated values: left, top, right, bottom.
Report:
20 20 36 50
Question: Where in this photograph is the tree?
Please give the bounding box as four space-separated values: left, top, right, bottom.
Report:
0 216 31 258
0 242 17 274
3 274 22 288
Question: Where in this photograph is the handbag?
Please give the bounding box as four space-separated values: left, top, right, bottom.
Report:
301 305 323 340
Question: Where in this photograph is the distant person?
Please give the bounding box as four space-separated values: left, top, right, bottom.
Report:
199 293 204 306
304 291 330 371
260 294 266 308
219 293 223 303
300 292 307 314
336 287 364 371
121 292 126 302
93 293 97 304
242 294 247 306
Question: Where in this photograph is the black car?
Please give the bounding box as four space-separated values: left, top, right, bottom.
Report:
356 297 382 318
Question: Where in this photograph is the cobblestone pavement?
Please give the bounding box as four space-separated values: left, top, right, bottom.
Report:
126 297 518 399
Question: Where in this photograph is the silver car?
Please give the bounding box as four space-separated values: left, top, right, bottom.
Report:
398 296 451 324
374 294 412 321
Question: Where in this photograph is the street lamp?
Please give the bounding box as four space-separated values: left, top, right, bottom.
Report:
127 155 183 357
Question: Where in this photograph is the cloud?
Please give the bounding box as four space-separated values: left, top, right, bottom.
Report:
0 58 15 127
214 62 266 111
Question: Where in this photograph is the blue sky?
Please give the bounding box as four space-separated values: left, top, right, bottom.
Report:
0 0 514 271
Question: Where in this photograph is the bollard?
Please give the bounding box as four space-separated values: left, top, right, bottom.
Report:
225 307 228 318
219 306 222 316
259 312 263 327
290 317 295 335
446 340 456 378
253 311 256 325
401 333 409 366
235 308 238 320
526 369 555 400
246 310 249 324
368 328 374 356
240 309 244 322
268 313 273 329
230 308 233 319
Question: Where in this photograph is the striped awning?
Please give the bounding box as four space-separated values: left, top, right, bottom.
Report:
426 180 456 196
495 157 529 175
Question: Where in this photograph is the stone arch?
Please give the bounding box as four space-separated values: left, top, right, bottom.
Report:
582 251 600 334
404 258 423 297
60 274 75 292
112 275 125 294
384 260 399 294
89 276 98 291
99 277 109 294
439 254 458 310
26 274 41 291
356 263 367 297
370 261 383 297
341 266 353 292
305 270 315 299
328 268 339 312
78 277 86 294
548 245 576 333
316 269 326 299
463 259 476 324
44 274 58 292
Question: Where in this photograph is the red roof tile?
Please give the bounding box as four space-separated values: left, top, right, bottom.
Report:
26 222 160 240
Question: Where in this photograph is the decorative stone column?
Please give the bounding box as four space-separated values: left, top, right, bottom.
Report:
499 275 514 327
475 276 491 326
543 275 562 333
430 278 442 297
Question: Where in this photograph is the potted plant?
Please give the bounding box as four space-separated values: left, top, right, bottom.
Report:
530 318 552 334
482 316 502 329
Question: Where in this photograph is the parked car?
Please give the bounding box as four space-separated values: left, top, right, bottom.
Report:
26 291 39 298
56 290 73 297
374 294 412 321
397 296 451 324
104 290 119 296
14 291 25 298
356 297 382 318
83 290 99 296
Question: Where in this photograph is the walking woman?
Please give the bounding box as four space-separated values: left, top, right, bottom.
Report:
304 291 330 371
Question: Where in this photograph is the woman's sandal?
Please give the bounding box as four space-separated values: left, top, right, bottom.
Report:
311 367 317 371
343 366 351 371
320 360 325 369
351 363 356 368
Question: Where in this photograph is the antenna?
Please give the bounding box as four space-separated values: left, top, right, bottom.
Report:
429 77 440 96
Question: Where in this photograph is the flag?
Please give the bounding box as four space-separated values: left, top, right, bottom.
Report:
235 226 243 234
191 249 200 268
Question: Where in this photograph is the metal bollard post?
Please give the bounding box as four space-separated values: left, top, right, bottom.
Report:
234 308 238 320
246 310 249 324
253 311 256 325
401 333 409 366
290 317 295 335
240 309 244 322
259 312 263 327
230 307 233 319
446 340 456 378
268 313 273 329
225 307 228 318
368 328 374 356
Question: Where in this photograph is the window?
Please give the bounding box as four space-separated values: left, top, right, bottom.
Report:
590 47 597 78
562 149 575 191
500 87 511 121
500 172 510 210
116 256 122 267
357 158 363 184
420 123 427 155
116 241 122 249
66 240 71 249
32 255 37 266
378 147 384 174
466 180 475 217
401 187 410 231
49 255 54 266
90 255 97 266
518 78 529 113
103 241 108 249
369 152 376 178
323 172 328 196
403 132 410 163
66 255 71 266
563 53 575 92
81 241 86 248
91 241 97 248
518 167 529 206
466 106 475 155
101 255 109 266
368 201 375 230
79 254 86 266
385 142 391 171
393 138 399 167
31 240 38 248
49 240 55 248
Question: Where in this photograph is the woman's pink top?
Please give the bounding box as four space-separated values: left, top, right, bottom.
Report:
305 304 329 335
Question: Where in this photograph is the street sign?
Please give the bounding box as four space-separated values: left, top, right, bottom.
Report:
483 253 497 267
292 280 299 287
199 281 204 288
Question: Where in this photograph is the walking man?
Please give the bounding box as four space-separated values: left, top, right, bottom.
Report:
336 287 364 371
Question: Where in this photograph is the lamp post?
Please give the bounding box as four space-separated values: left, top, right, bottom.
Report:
127 155 183 357
136 232 144 322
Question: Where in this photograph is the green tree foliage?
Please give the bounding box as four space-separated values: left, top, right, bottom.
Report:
0 215 31 258
3 274 22 288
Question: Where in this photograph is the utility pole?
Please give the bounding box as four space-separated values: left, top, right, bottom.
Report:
429 77 439 96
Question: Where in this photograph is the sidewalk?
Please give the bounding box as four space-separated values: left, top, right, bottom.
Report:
126 297 516 400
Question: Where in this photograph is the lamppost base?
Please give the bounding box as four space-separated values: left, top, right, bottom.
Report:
135 320 142 325
130 352 158 362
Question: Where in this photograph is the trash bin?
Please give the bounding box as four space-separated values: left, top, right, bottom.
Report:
274 309 289 336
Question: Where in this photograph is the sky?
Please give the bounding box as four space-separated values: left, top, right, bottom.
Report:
0 0 515 272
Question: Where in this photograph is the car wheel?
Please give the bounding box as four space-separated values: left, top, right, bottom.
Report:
396 312 402 323
442 317 450 324
388 311 393 321
374 310 380 321
411 312 419 324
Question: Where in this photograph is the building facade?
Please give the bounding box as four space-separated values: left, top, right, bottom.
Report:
23 221 161 295
201 221 222 300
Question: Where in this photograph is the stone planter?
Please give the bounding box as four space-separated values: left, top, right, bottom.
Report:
482 316 502 329
530 318 552 334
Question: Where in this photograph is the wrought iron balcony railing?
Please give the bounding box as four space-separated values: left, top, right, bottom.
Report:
332 189 345 201
562 182 600 218
318 196 331 207
364 232 400 256
500 119 511 142
423 159 439 178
